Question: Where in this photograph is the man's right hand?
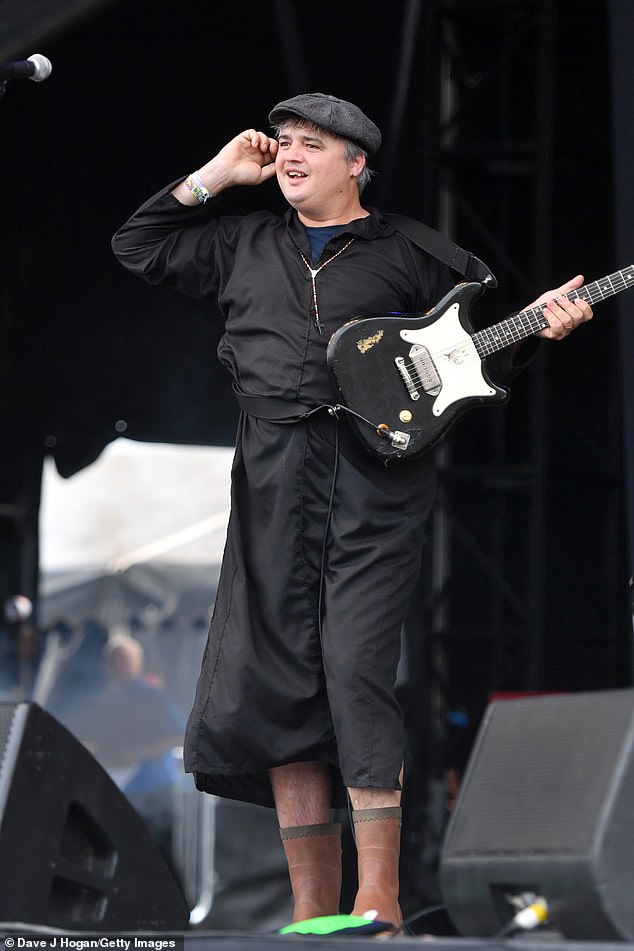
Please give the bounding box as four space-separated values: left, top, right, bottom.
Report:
172 129 278 204
213 129 279 187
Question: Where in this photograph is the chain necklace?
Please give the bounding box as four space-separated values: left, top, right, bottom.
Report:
297 238 355 334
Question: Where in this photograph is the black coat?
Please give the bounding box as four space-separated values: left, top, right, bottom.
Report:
112 189 501 807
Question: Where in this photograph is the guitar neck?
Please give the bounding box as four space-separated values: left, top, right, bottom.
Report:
473 265 634 358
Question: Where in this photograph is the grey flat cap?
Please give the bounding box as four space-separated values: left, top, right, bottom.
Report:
269 93 382 155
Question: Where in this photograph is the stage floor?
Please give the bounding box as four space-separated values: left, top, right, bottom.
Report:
182 936 634 951
3 926 634 951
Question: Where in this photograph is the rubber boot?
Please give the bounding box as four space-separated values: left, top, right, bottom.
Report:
351 806 402 928
280 822 342 922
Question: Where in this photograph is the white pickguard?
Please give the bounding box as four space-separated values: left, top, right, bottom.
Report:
400 302 497 416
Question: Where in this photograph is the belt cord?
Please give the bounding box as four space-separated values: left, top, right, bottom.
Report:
317 411 340 643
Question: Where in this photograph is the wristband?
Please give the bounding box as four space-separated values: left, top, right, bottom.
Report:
184 172 212 204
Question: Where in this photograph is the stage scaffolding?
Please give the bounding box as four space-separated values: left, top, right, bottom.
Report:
398 0 630 912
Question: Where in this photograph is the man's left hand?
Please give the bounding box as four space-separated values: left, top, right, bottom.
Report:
528 274 593 340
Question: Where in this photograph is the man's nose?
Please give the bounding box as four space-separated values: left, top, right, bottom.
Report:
284 141 304 161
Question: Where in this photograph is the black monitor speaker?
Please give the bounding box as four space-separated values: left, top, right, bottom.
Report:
0 702 189 931
440 689 634 940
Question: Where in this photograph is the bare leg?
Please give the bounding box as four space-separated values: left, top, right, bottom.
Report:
347 786 401 810
270 760 332 824
270 761 341 922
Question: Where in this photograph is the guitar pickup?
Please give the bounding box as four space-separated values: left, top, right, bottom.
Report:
409 344 441 396
395 346 442 400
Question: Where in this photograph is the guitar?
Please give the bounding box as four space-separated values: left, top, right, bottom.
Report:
326 266 634 460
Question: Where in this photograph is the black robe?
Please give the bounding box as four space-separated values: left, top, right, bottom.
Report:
112 188 508 807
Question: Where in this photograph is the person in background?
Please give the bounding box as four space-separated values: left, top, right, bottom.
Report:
68 632 185 859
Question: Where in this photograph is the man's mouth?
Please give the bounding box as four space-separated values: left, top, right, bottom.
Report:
287 170 307 179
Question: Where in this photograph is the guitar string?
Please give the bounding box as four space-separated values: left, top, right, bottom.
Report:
476 270 633 356
396 267 634 392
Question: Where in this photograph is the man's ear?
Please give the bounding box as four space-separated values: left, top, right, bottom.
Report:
349 153 366 179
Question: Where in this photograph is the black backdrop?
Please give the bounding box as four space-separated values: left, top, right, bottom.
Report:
0 1 443 477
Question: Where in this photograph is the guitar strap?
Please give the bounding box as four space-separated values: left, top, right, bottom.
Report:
384 213 498 288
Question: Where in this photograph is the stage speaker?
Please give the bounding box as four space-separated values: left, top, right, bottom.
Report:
0 702 189 931
440 689 634 940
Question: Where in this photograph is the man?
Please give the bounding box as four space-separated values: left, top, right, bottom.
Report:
64 633 185 861
112 93 592 927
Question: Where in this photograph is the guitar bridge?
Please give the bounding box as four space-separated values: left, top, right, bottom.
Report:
395 356 420 400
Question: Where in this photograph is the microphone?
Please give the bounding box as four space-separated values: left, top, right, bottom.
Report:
0 54 52 83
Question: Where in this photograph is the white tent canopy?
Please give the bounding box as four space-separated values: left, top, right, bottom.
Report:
40 438 234 579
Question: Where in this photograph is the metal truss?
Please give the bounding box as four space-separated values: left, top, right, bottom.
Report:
411 0 626 705
400 0 629 915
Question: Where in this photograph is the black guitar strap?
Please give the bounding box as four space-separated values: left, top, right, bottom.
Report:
384 213 498 289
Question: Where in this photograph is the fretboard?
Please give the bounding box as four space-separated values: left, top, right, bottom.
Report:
473 265 634 358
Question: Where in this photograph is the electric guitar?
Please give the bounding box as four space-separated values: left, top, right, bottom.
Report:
326 266 634 460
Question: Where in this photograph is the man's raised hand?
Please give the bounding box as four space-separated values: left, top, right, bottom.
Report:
206 129 279 189
172 129 278 205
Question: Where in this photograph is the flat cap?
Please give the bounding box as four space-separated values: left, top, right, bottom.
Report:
269 93 382 155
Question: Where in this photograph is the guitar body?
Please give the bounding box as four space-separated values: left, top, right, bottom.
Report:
328 263 634 459
327 281 509 460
